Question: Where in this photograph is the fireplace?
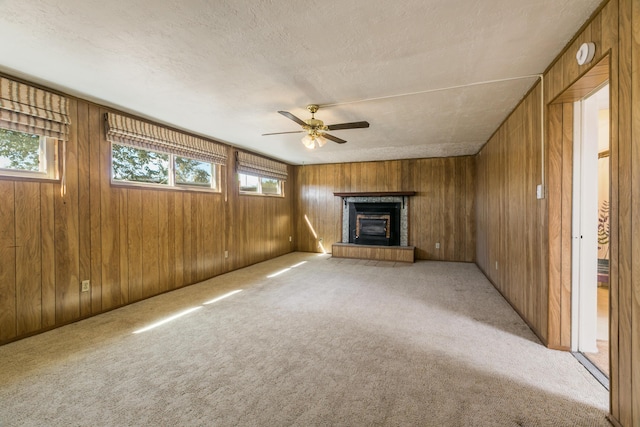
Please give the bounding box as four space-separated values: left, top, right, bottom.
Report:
349 202 400 246
333 191 415 262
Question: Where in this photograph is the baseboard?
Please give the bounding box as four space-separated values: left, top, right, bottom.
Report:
475 263 548 347
606 414 622 427
547 344 571 352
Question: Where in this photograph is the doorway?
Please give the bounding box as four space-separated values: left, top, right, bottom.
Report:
571 83 610 383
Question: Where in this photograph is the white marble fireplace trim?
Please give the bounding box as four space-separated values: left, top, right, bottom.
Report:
342 196 408 246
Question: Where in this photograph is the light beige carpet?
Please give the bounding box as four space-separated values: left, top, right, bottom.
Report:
0 253 609 426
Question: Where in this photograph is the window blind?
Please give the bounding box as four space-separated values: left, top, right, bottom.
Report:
105 113 227 165
236 151 288 181
0 76 70 140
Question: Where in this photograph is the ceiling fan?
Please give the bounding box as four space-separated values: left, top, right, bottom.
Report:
262 104 369 149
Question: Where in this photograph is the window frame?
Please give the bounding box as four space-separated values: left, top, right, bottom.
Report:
238 172 284 197
110 142 221 193
0 127 59 181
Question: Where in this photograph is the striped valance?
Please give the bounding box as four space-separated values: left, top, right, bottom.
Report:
236 151 288 181
0 76 70 140
105 113 227 165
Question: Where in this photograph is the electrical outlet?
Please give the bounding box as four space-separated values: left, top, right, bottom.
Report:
81 280 90 293
435 242 440 249
495 261 498 270
289 236 292 242
224 250 229 259
536 184 544 200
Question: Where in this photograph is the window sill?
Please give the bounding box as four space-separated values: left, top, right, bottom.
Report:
111 180 222 194
239 191 285 198
0 173 60 184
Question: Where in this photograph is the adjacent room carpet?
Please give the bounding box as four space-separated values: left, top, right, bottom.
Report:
0 253 609 426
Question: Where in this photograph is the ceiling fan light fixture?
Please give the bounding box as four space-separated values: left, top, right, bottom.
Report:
301 131 327 149
269 104 369 148
301 134 316 149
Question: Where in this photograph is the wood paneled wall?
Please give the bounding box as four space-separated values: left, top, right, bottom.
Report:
475 82 548 342
0 96 294 345
292 157 475 262
477 0 639 425
2 1 639 424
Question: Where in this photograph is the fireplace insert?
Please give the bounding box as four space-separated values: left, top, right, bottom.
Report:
348 202 400 246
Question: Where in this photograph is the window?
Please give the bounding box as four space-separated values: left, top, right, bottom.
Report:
112 144 169 184
0 127 58 179
0 76 69 182
238 173 282 196
239 173 259 193
111 143 218 191
260 177 281 195
175 156 214 188
105 113 226 191
235 151 287 196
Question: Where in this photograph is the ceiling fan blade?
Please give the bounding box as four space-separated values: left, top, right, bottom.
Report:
262 130 304 136
278 111 307 127
326 121 370 131
323 133 347 144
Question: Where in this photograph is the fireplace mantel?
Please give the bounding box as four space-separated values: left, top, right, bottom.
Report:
335 191 415 209
333 191 416 197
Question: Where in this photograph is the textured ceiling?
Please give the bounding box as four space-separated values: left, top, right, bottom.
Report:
0 0 602 165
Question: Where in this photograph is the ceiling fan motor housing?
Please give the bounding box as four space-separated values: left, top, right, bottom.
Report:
305 105 326 132
305 118 326 130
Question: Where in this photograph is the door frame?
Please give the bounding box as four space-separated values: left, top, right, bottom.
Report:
570 82 609 354
547 54 610 350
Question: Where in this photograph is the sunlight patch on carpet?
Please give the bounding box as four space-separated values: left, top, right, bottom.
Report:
202 290 243 305
133 306 203 334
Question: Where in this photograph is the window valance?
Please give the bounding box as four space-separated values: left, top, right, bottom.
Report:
0 76 70 140
105 113 227 165
236 151 288 181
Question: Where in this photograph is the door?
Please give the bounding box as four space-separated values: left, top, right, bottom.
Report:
571 83 610 380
